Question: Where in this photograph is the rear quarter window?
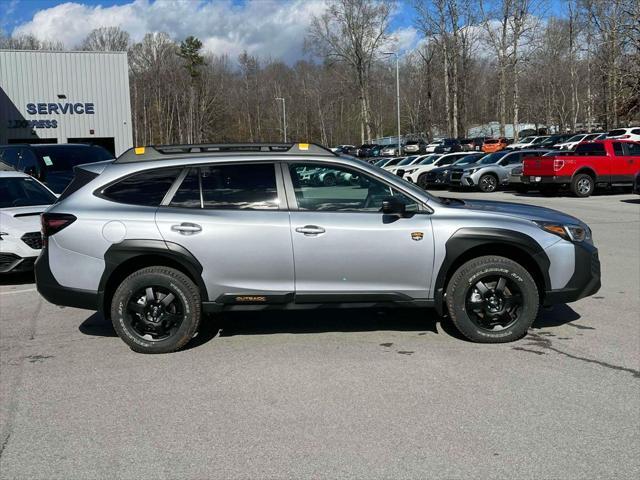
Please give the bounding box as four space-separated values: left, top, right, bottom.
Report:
101 168 181 206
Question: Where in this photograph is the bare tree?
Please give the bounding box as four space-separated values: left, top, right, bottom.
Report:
80 27 130 51
307 0 391 144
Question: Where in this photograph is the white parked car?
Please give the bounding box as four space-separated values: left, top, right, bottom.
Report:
606 127 640 142
404 152 471 188
0 172 56 273
424 140 444 153
384 155 426 174
555 132 606 150
508 136 550 150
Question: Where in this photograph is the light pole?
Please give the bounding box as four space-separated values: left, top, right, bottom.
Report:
275 97 287 143
383 51 401 156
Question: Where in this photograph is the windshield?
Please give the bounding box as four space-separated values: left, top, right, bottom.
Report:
478 152 507 164
518 136 534 143
565 134 585 143
417 154 440 165
34 145 113 171
397 156 418 166
0 176 56 208
532 137 548 144
374 158 390 167
454 154 484 166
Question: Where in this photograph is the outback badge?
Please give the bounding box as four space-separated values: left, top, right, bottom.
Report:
411 232 424 241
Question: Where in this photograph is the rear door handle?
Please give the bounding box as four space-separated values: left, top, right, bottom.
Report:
295 225 326 236
171 222 202 235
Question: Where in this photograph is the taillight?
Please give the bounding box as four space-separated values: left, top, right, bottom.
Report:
553 159 565 171
41 213 76 246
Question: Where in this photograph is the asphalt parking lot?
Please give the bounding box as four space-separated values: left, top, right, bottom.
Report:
1 190 639 479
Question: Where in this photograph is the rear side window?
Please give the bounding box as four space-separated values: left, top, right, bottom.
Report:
574 143 606 156
625 143 640 156
102 168 181 206
632 129 640 135
608 129 626 136
201 164 278 209
613 143 624 156
169 163 279 210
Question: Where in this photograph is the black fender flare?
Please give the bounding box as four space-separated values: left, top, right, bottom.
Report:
98 239 208 313
432 227 551 315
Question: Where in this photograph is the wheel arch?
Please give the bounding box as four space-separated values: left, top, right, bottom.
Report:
98 240 208 316
573 167 597 182
433 228 551 316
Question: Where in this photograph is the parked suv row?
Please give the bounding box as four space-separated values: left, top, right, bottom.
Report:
36 143 600 354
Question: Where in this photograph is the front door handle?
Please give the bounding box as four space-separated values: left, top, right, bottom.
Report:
295 225 326 236
171 222 202 235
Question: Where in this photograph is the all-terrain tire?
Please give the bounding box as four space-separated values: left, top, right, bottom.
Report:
445 256 539 343
111 266 201 354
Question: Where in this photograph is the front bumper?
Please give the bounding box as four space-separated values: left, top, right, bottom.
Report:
0 253 37 273
543 242 601 306
35 247 100 310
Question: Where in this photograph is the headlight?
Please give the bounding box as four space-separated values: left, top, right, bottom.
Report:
405 168 417 174
535 221 590 242
442 170 449 174
0 232 8 240
467 168 478 174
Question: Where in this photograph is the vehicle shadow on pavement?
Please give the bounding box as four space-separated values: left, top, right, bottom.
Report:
215 308 441 338
532 303 581 329
0 272 35 286
620 198 640 204
78 305 580 348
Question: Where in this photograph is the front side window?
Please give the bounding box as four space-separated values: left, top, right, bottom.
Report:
102 168 181 206
288 163 419 213
170 163 279 210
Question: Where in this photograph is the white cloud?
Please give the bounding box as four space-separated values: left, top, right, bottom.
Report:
12 0 328 62
11 0 418 64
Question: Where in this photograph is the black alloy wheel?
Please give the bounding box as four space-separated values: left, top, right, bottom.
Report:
464 275 522 332
126 285 184 342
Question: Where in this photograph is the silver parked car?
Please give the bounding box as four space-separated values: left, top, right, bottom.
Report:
36 143 600 353
449 149 550 192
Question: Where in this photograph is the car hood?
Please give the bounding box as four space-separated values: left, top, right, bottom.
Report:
447 198 584 225
455 162 487 171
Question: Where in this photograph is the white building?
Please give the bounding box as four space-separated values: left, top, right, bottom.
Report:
0 49 133 156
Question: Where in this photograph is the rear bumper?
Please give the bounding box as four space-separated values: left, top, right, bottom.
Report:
35 248 99 310
543 242 601 306
522 175 571 185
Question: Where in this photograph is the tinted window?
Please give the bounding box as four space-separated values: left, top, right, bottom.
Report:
103 168 181 206
631 129 640 135
0 148 21 168
503 153 522 165
625 143 640 156
608 129 626 136
200 164 279 210
170 168 201 208
574 143 606 156
33 145 114 171
289 163 418 212
0 176 56 208
613 142 624 156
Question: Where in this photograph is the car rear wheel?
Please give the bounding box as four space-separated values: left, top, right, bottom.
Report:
111 266 201 354
478 174 498 192
445 256 539 343
323 174 336 187
417 173 429 189
571 173 594 197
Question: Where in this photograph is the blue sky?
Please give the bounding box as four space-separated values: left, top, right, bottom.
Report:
1 0 568 61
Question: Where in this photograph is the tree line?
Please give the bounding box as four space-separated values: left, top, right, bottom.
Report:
1 0 638 145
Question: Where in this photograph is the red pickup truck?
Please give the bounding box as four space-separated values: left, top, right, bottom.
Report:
523 140 640 197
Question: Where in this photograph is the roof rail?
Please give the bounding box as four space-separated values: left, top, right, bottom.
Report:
115 142 337 163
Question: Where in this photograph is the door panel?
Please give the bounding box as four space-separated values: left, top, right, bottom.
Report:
156 209 294 300
290 211 434 297
285 162 434 298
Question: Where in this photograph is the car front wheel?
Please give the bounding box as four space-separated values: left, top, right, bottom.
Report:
445 256 539 343
478 174 498 192
111 266 202 354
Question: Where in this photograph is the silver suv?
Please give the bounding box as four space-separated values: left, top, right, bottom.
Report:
35 143 601 353
449 149 550 192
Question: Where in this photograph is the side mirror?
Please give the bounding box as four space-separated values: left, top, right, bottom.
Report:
381 197 407 216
